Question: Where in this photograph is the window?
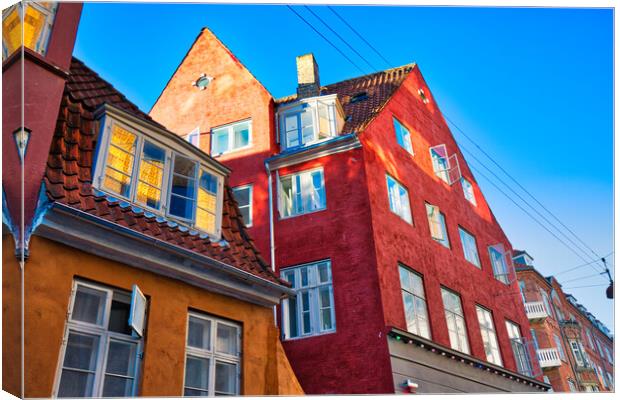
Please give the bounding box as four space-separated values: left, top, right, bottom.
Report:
184 313 240 396
281 261 335 339
595 339 605 358
540 290 553 318
96 121 224 238
530 329 539 350
518 280 527 304
441 288 469 353
186 128 200 147
488 245 509 284
232 185 252 227
426 204 449 248
55 281 146 397
461 177 476 206
386 175 412 224
586 328 595 349
393 117 413 155
567 379 577 392
506 321 533 376
399 266 430 339
569 340 587 367
475 306 502 366
2 2 57 60
430 146 450 183
211 120 251 156
605 371 613 389
554 334 566 361
278 168 326 218
604 346 613 364
277 95 344 150
458 227 480 267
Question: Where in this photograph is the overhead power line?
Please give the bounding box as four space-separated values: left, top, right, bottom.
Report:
562 284 609 290
554 251 614 276
327 6 394 67
303 6 380 72
286 6 367 76
561 271 607 285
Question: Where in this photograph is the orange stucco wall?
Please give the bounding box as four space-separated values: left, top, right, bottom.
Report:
2 233 303 397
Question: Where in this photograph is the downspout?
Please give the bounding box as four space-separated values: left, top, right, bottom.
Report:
265 160 277 325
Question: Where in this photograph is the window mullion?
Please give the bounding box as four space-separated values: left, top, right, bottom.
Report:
129 136 144 204
92 332 109 397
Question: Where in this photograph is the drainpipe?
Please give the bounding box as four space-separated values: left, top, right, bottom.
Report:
265 161 277 325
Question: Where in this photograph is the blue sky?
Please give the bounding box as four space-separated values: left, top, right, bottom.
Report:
74 3 613 329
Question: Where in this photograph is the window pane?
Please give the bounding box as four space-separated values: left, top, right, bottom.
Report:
58 369 96 398
102 375 133 397
110 125 136 152
171 175 196 198
63 332 100 371
285 115 299 148
72 285 107 325
459 228 480 267
185 356 209 391
104 165 132 198
301 110 314 144
105 340 137 376
188 316 211 350
108 292 132 335
136 141 165 209
287 296 299 338
216 324 238 355
213 128 229 154
233 122 250 148
319 287 333 330
279 176 293 217
215 361 237 394
196 170 218 233
317 262 330 283
394 118 413 154
170 194 194 220
232 186 250 207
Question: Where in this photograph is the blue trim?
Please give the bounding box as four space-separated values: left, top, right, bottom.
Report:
26 182 54 245
2 187 17 235
91 115 107 181
265 133 356 164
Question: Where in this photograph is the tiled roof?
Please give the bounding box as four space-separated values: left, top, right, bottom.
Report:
276 63 416 133
43 57 284 286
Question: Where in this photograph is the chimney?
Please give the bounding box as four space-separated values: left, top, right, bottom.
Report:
296 53 321 99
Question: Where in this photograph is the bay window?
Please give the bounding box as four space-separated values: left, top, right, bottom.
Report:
55 281 146 397
184 313 241 396
278 168 326 218
441 288 469 354
281 261 335 339
211 120 251 156
2 2 57 60
399 265 431 339
476 305 502 366
387 175 412 224
95 118 224 238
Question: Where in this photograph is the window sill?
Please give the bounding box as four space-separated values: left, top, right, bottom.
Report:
282 329 337 342
278 206 327 221
212 144 253 158
389 210 414 226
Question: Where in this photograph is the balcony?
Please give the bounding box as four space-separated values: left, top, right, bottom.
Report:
524 301 549 321
537 348 562 368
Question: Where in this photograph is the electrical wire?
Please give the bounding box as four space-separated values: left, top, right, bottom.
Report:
560 272 607 285
554 251 614 276
561 284 609 290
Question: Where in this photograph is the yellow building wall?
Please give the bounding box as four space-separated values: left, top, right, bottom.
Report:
2 234 303 397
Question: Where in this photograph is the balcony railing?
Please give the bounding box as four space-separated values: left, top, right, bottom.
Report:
537 348 562 368
524 301 549 321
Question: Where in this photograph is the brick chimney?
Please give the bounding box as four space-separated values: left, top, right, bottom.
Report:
296 53 321 99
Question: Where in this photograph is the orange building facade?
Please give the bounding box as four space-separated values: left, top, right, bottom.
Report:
516 252 614 392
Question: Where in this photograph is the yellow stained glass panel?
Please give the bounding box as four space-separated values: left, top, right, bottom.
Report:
2 6 22 57
136 182 161 209
139 161 163 187
197 190 216 213
103 169 131 197
106 145 134 175
196 208 216 234
110 125 137 152
23 5 46 51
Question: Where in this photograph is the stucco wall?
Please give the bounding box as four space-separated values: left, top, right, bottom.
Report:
2 234 302 397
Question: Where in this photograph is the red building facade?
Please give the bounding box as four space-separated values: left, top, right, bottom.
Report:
150 28 549 394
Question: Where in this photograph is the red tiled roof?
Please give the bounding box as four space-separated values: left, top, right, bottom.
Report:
44 57 284 286
276 63 416 133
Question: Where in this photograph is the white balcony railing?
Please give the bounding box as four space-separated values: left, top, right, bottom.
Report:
537 348 562 368
524 301 549 321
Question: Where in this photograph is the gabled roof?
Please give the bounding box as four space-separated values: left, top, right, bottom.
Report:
276 63 416 134
43 57 284 286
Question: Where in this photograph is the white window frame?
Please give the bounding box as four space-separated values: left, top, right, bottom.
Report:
569 339 587 367
277 167 326 219
461 177 477 206
186 127 200 147
441 288 469 354
93 115 225 239
458 226 481 268
183 312 241 396
393 117 414 155
426 203 450 248
505 320 533 376
475 305 503 366
488 245 510 284
280 260 336 340
386 174 413 224
399 265 431 339
232 184 253 227
210 119 252 156
52 280 145 398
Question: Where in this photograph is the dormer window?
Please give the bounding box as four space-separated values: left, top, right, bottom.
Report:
211 119 252 156
2 2 58 61
94 108 225 238
277 94 344 151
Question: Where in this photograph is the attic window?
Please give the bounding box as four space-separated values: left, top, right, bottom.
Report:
350 92 368 104
192 74 213 90
418 89 429 104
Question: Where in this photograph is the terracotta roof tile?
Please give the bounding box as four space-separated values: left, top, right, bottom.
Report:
276 63 416 133
43 57 284 287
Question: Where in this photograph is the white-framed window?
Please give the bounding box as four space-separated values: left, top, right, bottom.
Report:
553 334 566 361
278 168 326 218
458 227 480 267
232 185 252 227
386 175 412 224
54 280 146 397
488 245 510 284
281 260 335 339
276 95 344 150
441 288 469 354
399 265 431 339
568 339 587 367
94 119 225 238
2 2 58 60
595 338 605 359
210 119 252 156
426 203 449 248
518 280 527 304
461 177 476 206
186 127 200 147
475 305 502 366
506 320 533 376
540 290 553 318
183 312 241 396
393 117 413 155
